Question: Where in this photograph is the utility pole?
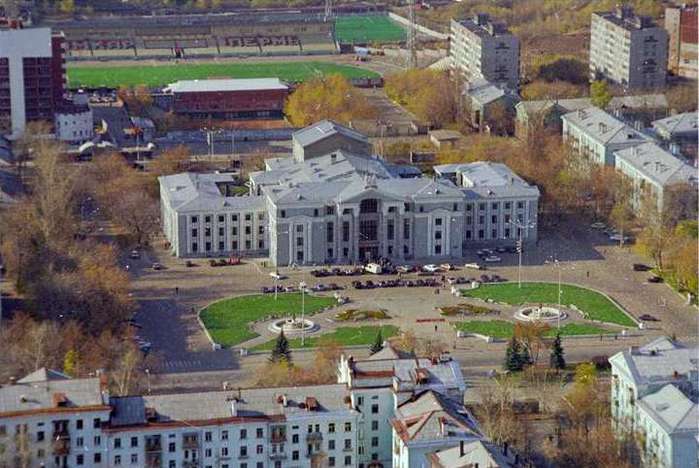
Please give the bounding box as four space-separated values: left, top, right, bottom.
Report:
406 0 418 69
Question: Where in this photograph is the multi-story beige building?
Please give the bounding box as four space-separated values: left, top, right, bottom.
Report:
449 14 520 89
589 6 668 90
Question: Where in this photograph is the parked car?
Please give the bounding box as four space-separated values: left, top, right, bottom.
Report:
440 263 453 271
152 262 164 270
609 233 633 243
483 255 502 263
185 260 196 268
396 265 414 274
365 263 383 274
476 249 493 257
129 250 141 259
312 284 327 292
647 276 664 283
633 263 651 272
639 314 660 322
423 264 440 273
590 222 606 230
464 262 483 270
269 271 286 280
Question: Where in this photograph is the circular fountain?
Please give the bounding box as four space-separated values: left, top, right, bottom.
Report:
268 317 318 335
514 305 567 323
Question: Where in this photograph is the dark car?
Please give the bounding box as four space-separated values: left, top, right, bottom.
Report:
639 314 660 322
633 263 651 272
647 276 664 283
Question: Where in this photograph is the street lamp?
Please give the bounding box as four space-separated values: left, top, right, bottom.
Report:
509 219 536 289
299 277 307 346
545 256 563 329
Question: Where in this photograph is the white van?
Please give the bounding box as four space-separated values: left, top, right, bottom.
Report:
365 263 383 274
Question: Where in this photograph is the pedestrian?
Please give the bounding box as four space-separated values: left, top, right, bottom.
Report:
600 334 603 341
586 271 590 278
434 324 438 332
175 286 179 295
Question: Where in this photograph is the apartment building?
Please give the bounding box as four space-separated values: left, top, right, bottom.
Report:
609 337 698 468
589 6 668 89
0 27 66 138
159 120 539 264
665 4 698 79
613 141 696 212
0 347 500 468
652 111 699 161
450 14 520 89
561 106 649 166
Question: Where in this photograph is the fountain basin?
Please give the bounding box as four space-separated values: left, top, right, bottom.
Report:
514 306 567 323
268 318 319 335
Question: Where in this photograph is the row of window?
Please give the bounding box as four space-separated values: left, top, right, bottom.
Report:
191 213 263 224
191 225 264 238
191 239 264 253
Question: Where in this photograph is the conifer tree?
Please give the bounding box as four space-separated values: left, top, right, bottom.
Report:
504 337 524 372
549 333 566 370
270 330 292 364
370 330 384 355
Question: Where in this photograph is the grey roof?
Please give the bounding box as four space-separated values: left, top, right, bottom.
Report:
614 142 697 187
452 16 512 38
516 94 668 118
111 384 355 425
561 107 649 146
393 390 481 442
164 78 288 94
594 9 661 32
292 120 369 148
465 79 506 106
428 440 518 467
609 337 699 388
652 112 698 137
160 172 266 213
429 130 464 141
0 27 52 58
638 384 698 435
433 161 540 199
348 356 466 393
0 369 105 415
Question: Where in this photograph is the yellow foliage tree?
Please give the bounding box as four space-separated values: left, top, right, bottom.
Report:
285 74 376 127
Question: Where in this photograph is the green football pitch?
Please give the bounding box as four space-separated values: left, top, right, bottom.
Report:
66 61 379 88
335 14 406 44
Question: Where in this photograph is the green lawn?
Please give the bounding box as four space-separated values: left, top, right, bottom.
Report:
335 14 406 44
462 283 636 327
67 61 379 88
455 320 611 339
252 325 399 351
200 293 336 347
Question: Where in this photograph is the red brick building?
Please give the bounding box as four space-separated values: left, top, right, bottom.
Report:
164 78 289 119
666 4 698 79
0 27 66 137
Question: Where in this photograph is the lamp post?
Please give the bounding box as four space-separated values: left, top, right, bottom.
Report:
546 256 563 329
509 219 536 289
299 277 307 346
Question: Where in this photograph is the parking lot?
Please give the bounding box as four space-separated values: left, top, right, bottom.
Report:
128 217 698 375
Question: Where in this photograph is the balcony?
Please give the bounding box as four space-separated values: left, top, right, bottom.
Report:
182 437 199 450
145 453 162 468
269 452 288 460
270 434 287 443
306 432 323 442
146 441 162 453
52 431 71 456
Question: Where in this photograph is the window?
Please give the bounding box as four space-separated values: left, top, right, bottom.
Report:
453 203 458 211
435 218 442 226
93 418 101 429
292 450 299 460
343 247 349 257
297 237 304 246
479 203 486 211
329 457 336 467
232 214 238 222
232 241 238 250
492 202 499 210
371 437 378 447
130 437 138 448
326 206 335 215
36 431 44 441
371 404 379 414
504 202 511 209
130 454 138 464
404 203 411 212
245 214 251 221
435 245 442 254
329 423 335 433
280 210 286 218
94 436 101 445
342 222 350 242
222 431 228 440
76 437 84 447
345 455 352 466
77 454 84 465
296 225 304 233
292 434 299 444
478 216 485 225
240 446 248 457
492 229 497 238
371 420 378 430
245 226 251 235
256 445 263 454
76 419 83 430
327 248 334 258
218 215 225 223
192 228 198 237
466 204 472 212
94 453 101 464
419 205 424 213
435 231 442 240
328 439 335 450
403 219 410 239
327 222 334 242
191 216 198 224
219 227 224 236
245 240 251 250
221 447 228 456
240 429 247 440
314 209 319 217
205 449 212 457
114 455 121 466
344 422 352 432
205 241 211 251
232 226 238 236
491 215 497 224
344 439 352 449
205 431 212 442
360 199 378 213
192 242 198 252
169 442 176 452
466 216 472 225
205 227 212 237
478 230 485 239
259 226 264 235
114 438 122 449
256 428 264 439
205 215 212 223
387 220 394 240
517 201 524 209
259 213 264 221
169 462 176 468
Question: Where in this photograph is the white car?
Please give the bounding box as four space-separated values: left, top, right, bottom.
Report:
422 264 440 273
483 255 502 263
464 262 483 270
609 234 632 243
590 222 606 230
269 271 286 280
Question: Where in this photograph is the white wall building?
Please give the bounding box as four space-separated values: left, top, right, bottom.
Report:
55 103 93 144
609 337 698 468
590 6 668 90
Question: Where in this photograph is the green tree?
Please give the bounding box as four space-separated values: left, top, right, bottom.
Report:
270 330 292 364
370 330 384 355
590 80 612 108
549 333 566 370
59 0 75 14
504 337 525 372
63 349 79 377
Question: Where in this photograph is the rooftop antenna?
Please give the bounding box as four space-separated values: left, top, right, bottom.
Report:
406 0 418 69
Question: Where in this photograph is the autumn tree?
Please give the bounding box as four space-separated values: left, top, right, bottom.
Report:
514 321 550 365
520 80 588 100
590 80 612 108
285 74 376 127
150 145 190 179
385 69 459 127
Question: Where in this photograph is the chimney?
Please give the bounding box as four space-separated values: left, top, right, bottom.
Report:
460 440 465 457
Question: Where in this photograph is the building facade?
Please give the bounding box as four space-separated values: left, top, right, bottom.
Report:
609 337 698 468
159 121 539 264
652 111 699 162
0 347 494 468
164 78 289 119
665 4 698 79
589 6 668 90
0 27 66 138
54 101 93 144
450 14 520 89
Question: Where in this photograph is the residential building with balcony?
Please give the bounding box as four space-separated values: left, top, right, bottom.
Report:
159 120 540 264
0 27 66 138
665 4 698 79
609 337 698 468
589 6 668 89
450 14 520 89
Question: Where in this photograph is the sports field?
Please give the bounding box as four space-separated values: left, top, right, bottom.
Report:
335 14 406 44
66 61 379 88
